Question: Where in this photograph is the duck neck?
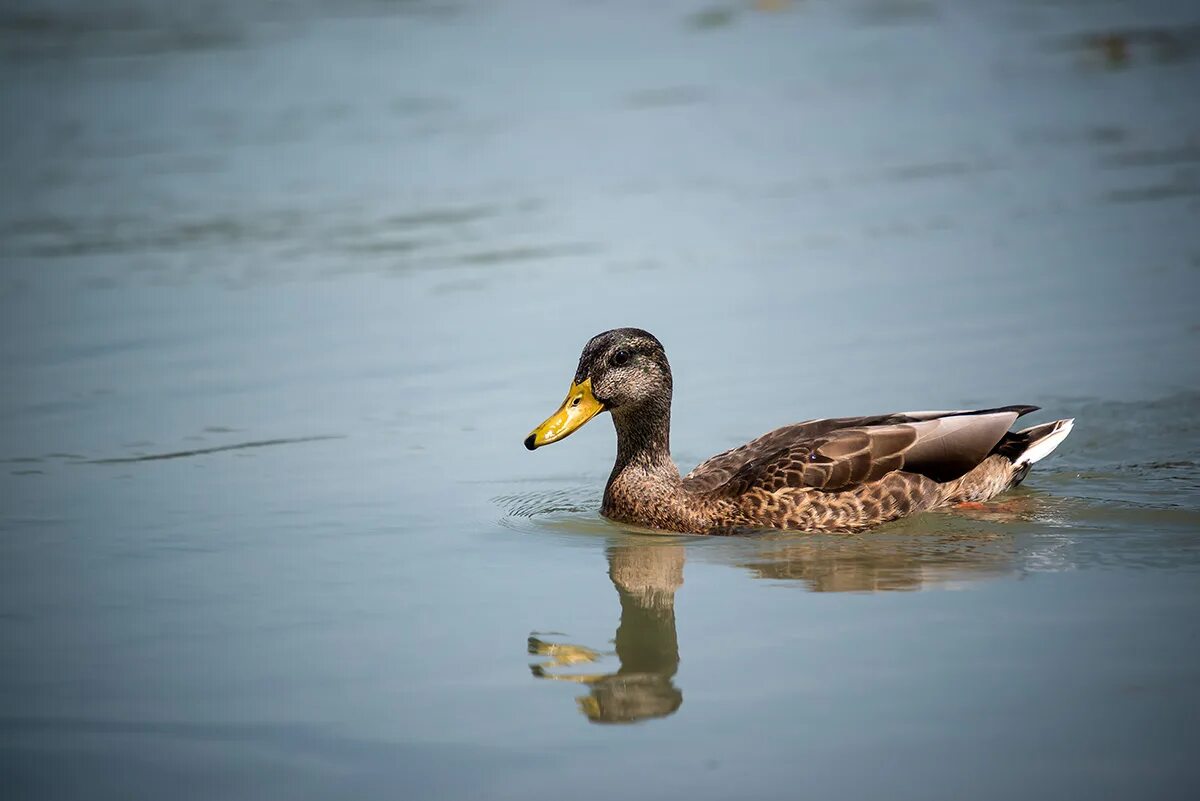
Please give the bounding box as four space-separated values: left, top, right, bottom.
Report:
608 396 680 487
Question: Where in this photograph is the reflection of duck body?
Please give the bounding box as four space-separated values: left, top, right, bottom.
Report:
743 528 1019 592
526 328 1073 534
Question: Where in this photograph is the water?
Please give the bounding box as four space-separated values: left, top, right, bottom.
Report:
2 0 1199 798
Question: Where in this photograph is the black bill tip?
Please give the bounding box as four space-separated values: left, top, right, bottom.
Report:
523 434 537 451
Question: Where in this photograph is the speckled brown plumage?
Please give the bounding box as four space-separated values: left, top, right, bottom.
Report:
528 328 1074 535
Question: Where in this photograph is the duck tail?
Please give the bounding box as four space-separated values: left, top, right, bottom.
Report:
1012 418 1075 468
996 417 1072 488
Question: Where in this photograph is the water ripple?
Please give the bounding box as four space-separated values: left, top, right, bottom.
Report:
84 435 344 464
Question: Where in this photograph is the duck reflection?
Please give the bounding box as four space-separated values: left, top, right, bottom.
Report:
529 542 684 724
742 531 1015 591
529 508 1028 723
742 503 1032 592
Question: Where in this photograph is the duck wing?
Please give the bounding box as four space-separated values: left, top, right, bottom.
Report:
692 407 1036 496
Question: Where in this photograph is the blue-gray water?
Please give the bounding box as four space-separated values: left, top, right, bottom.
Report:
2 1 1199 798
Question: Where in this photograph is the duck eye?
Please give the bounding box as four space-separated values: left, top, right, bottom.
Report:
611 349 630 367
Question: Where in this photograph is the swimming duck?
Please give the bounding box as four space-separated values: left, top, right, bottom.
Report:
525 328 1073 535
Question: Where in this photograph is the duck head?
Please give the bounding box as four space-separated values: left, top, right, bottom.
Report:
525 328 672 450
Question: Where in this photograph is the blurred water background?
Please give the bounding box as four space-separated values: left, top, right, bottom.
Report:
1 0 1199 798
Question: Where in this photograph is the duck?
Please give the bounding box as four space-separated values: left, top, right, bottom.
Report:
524 328 1073 535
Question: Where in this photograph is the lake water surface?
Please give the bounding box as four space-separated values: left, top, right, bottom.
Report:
2 1 1199 799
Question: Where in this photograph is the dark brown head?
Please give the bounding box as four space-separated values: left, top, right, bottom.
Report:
525 328 672 450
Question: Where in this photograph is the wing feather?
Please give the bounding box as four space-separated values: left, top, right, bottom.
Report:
683 406 1038 492
704 409 1023 496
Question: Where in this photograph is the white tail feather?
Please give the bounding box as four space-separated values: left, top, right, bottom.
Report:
1014 419 1074 467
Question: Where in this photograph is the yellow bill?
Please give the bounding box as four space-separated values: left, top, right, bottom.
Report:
525 378 604 450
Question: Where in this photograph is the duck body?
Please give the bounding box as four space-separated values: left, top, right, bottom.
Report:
527 329 1073 535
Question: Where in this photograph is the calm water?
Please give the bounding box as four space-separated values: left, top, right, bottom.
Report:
2 1 1200 798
